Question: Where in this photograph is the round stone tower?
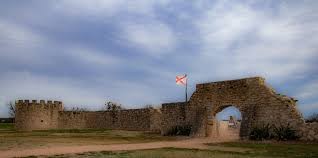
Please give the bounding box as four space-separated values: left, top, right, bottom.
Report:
15 100 63 131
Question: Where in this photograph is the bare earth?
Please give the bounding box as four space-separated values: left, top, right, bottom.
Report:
0 138 248 158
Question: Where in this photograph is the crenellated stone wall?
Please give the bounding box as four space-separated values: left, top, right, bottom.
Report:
15 77 318 141
15 100 63 131
15 101 160 131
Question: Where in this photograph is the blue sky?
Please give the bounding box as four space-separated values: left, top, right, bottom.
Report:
0 0 317 118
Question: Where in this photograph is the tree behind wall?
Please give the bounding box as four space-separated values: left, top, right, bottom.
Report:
104 101 122 124
306 113 318 123
7 101 15 122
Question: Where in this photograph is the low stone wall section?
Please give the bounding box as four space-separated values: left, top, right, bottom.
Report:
57 109 159 131
161 102 188 135
299 122 318 141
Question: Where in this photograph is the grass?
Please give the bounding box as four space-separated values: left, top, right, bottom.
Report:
0 123 14 130
213 141 318 158
34 142 318 158
1 124 317 158
25 148 256 158
0 124 176 151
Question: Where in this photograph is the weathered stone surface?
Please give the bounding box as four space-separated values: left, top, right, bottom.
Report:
15 77 318 141
15 100 63 131
161 77 318 141
15 100 159 131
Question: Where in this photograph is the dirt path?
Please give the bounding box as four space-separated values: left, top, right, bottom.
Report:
0 138 248 158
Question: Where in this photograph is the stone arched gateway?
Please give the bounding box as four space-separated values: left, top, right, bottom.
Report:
206 105 243 138
187 77 304 138
162 77 310 139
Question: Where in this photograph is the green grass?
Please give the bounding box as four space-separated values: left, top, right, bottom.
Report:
211 141 318 158
0 123 14 130
31 148 255 158
35 142 318 158
1 124 317 158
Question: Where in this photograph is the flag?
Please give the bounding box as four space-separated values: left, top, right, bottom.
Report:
176 74 187 86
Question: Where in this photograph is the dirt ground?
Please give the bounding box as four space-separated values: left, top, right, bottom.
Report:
0 137 247 158
0 124 244 158
1 125 317 158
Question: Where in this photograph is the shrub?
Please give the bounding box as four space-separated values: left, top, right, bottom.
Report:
272 123 299 141
249 123 299 141
306 113 318 123
249 124 271 140
166 125 192 136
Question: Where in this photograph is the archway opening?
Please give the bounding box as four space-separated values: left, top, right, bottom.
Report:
208 106 242 140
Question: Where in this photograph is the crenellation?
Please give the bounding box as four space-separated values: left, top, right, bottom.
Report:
14 76 318 141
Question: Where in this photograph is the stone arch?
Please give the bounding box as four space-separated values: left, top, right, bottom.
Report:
207 104 244 139
185 77 304 138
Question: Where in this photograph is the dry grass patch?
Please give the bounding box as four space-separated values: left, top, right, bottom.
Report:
0 124 176 151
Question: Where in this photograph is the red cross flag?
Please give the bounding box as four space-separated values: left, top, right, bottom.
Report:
176 74 187 86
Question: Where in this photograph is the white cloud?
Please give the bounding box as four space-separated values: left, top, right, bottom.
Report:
299 103 318 111
67 46 119 67
296 80 318 99
0 20 47 64
0 20 44 44
0 71 106 115
197 2 259 50
193 0 318 81
53 0 172 17
120 21 177 56
0 0 317 117
54 0 123 16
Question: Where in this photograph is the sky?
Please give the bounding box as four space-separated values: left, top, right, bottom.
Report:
0 0 317 118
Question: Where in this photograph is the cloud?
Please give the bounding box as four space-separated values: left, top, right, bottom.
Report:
193 0 318 81
66 46 120 67
197 2 259 50
0 71 110 117
54 0 123 16
296 80 318 100
300 103 318 111
0 0 317 117
0 20 47 64
0 70 173 117
119 21 177 57
297 101 318 117
53 0 172 17
0 20 44 44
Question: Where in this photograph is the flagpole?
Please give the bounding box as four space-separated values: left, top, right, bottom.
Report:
185 74 188 102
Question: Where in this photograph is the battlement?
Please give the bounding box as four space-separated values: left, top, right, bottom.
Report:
15 100 64 111
16 100 63 105
15 100 64 131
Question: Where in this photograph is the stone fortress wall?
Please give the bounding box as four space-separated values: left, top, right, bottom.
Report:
15 100 159 131
15 100 63 131
187 77 297 137
15 77 318 141
58 109 159 131
160 77 318 141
